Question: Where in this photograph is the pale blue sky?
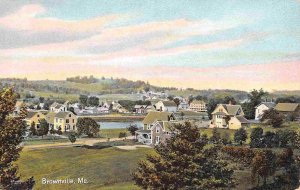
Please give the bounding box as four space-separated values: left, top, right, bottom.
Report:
0 0 299 90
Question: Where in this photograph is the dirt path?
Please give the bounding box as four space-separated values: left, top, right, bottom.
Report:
115 145 152 150
23 136 134 150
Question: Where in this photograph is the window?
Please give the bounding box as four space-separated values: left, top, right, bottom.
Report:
66 119 69 123
156 127 160 133
72 119 75 123
37 114 40 118
156 136 160 144
69 114 71 117
56 118 58 122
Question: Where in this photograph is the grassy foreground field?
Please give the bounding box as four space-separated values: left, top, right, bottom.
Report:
17 147 154 190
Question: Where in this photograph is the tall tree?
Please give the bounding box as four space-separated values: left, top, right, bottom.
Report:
250 127 264 148
79 95 88 106
133 122 234 189
251 150 276 186
242 89 268 119
87 96 99 107
173 98 180 107
260 108 284 128
0 88 35 189
127 124 139 137
36 119 49 138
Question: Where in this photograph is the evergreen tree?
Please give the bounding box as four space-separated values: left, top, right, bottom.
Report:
234 128 247 145
29 121 37 136
250 127 264 148
36 119 49 138
133 122 234 189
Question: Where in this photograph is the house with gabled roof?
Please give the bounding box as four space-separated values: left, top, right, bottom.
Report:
54 111 77 132
228 116 251 129
136 111 176 145
275 103 300 120
150 121 177 145
25 111 46 129
255 102 275 120
155 101 177 112
46 112 56 129
50 102 68 113
134 105 148 114
211 104 249 129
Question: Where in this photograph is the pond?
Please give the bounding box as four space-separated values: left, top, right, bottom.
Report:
97 121 143 129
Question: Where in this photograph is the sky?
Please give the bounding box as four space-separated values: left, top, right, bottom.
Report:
0 0 299 91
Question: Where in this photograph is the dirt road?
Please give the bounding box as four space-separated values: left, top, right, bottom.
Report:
23 136 134 150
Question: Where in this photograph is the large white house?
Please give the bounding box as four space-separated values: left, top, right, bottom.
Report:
189 100 207 112
155 101 177 112
255 102 275 120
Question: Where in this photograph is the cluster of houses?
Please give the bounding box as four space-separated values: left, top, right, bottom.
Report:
136 101 300 145
21 101 78 133
15 93 300 144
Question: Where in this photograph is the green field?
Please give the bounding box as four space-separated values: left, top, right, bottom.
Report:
100 128 130 139
17 147 154 190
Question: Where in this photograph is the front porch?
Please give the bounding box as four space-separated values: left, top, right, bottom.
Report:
135 130 152 145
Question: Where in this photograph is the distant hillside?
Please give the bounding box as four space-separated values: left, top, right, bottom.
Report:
0 77 170 101
0 77 299 102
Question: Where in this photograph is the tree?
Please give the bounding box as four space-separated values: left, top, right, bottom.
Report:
77 118 100 137
210 128 221 144
68 133 77 144
144 86 150 92
79 95 88 106
223 96 237 105
56 126 63 135
119 132 127 139
276 148 299 189
133 122 233 190
133 122 234 189
167 95 174 101
29 121 37 136
36 119 49 138
242 89 268 119
39 97 44 103
263 131 279 148
221 131 231 145
173 98 180 107
234 128 247 145
0 87 35 189
127 124 138 137
88 96 99 107
250 127 264 148
206 98 222 119
251 150 276 186
277 130 296 148
260 108 284 128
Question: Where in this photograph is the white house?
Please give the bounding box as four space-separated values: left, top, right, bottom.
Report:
155 101 177 112
50 102 68 113
255 102 275 120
